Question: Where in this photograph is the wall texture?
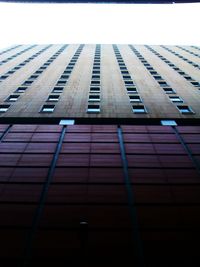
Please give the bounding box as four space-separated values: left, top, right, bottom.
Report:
0 123 200 266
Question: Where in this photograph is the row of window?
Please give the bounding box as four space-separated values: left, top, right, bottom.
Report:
87 45 101 113
176 46 200 59
161 45 200 70
145 45 200 91
1 45 68 110
191 46 200 52
0 45 37 67
41 44 85 113
0 45 21 56
113 45 147 114
0 45 52 83
129 45 194 114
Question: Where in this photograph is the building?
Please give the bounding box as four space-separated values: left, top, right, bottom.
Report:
0 44 200 267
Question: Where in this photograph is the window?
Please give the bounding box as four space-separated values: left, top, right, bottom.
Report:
0 75 9 79
91 80 100 85
47 95 60 102
92 75 100 79
126 87 137 94
121 70 129 74
60 75 69 79
7 94 20 102
177 105 194 114
41 104 55 113
161 120 177 126
63 70 71 74
163 87 175 94
158 81 169 87
92 70 100 74
146 67 154 70
183 75 194 81
89 94 100 102
129 95 142 102
23 80 34 85
56 80 67 85
191 81 200 86
132 105 147 113
90 86 100 93
150 71 158 75
0 104 10 113
120 66 127 70
52 86 64 93
123 75 132 80
15 86 27 93
169 96 183 103
87 104 100 113
153 75 163 80
35 70 43 74
125 80 134 85
30 75 39 79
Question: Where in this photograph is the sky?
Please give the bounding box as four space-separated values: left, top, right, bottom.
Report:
0 2 199 49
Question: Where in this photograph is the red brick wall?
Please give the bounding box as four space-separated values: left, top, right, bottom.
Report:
0 124 200 266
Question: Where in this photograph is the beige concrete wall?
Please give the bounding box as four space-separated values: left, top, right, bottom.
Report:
0 44 199 119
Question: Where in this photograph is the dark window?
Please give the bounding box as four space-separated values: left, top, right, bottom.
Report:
132 105 147 113
47 95 60 102
0 104 10 113
41 104 55 113
6 94 20 102
87 104 100 113
177 105 194 114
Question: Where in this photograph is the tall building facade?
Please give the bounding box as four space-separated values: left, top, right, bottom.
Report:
0 44 200 267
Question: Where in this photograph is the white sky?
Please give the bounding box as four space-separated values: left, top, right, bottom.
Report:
0 2 199 49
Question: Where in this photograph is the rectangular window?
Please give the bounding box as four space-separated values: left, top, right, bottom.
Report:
52 86 64 93
92 70 100 74
35 70 43 74
129 95 142 103
126 87 137 94
132 105 147 114
90 86 100 93
6 94 20 102
146 67 154 70
0 75 9 79
41 104 55 113
184 76 194 81
158 81 169 87
125 80 134 85
87 104 100 113
56 80 67 85
47 95 60 102
153 75 163 80
123 75 132 80
120 66 127 70
66 66 73 70
60 75 69 79
29 75 39 79
163 87 175 94
150 71 158 75
121 70 129 74
169 96 183 103
0 104 10 113
63 70 71 74
92 75 100 79
191 81 200 86
23 80 34 85
91 80 100 85
89 94 100 102
15 86 27 93
177 105 194 114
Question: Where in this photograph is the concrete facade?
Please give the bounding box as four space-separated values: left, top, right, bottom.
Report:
0 44 199 119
